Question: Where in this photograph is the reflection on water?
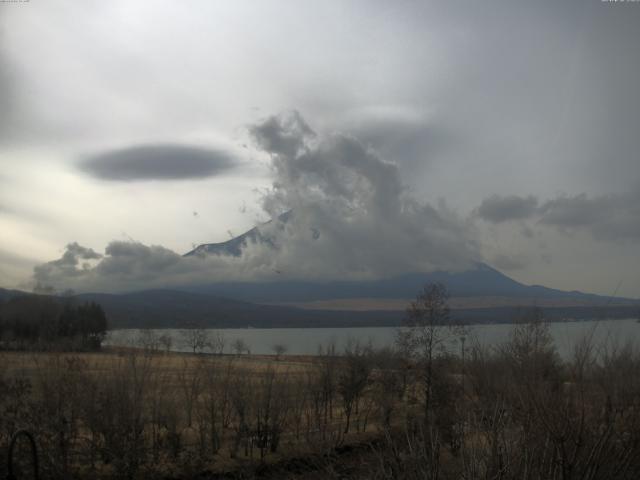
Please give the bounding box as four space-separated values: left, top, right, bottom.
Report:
105 318 640 359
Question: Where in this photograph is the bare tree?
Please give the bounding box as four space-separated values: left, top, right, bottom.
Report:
369 347 406 430
272 343 288 360
177 357 204 427
337 340 371 433
158 333 173 353
315 342 338 439
198 357 235 455
252 367 291 458
137 329 160 353
232 338 249 356
210 330 226 355
396 282 464 424
181 327 211 354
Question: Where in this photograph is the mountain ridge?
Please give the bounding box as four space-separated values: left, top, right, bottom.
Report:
2 219 637 328
1 286 638 329
181 217 633 304
181 263 630 304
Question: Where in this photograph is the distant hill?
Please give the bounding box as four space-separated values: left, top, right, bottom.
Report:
1 287 637 329
74 289 399 328
0 287 30 303
74 289 307 328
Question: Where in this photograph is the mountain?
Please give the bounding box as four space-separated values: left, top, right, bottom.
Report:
2 217 637 329
181 263 628 305
184 226 263 257
0 287 30 303
184 211 292 257
182 217 632 305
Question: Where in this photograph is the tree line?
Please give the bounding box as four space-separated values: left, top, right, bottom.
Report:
0 295 108 350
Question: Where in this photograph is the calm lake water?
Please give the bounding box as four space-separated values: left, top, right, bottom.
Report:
105 318 640 359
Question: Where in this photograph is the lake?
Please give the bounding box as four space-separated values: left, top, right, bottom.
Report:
105 318 640 359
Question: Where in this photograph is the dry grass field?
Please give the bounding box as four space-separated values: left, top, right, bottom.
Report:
0 345 399 479
1 348 317 377
4 318 640 479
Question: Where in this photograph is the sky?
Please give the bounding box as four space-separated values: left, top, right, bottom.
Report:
1 0 639 297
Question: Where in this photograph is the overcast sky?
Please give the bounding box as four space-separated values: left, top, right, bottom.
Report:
1 0 639 297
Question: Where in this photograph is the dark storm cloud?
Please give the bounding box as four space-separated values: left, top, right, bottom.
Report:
79 144 237 181
539 192 640 242
475 195 538 223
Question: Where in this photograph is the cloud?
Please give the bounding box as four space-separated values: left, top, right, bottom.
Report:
32 112 480 292
53 242 102 265
33 242 101 279
475 194 538 223
249 111 315 158
490 253 527 272
32 239 286 293
336 106 459 185
249 111 479 276
473 191 640 243
539 192 640 242
32 242 102 291
79 144 237 181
